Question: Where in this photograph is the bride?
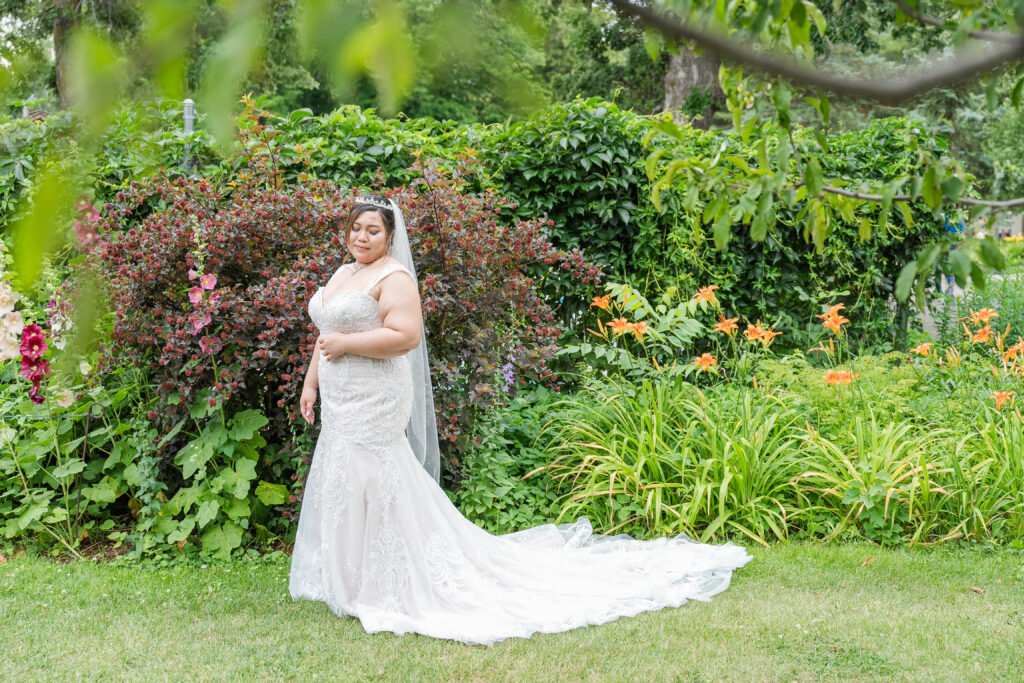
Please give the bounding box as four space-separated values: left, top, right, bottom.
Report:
288 194 751 645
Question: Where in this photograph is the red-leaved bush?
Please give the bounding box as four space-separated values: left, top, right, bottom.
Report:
86 146 600 481
87 173 346 451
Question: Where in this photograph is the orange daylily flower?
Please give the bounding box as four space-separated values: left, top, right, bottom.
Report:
744 323 764 342
628 321 649 340
608 318 632 335
821 314 850 335
1002 338 1024 363
590 295 611 311
910 342 934 356
817 303 850 334
945 346 961 367
821 303 846 318
969 308 999 325
760 327 783 347
823 369 858 385
712 315 739 336
692 353 717 372
693 285 720 305
992 391 1016 410
968 325 994 344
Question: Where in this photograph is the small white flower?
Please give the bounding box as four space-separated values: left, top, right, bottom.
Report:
79 361 92 376
55 390 75 408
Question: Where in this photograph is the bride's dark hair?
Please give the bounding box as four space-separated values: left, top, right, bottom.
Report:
344 193 396 238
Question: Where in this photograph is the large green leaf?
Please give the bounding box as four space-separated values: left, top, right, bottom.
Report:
895 261 918 302
255 481 290 506
201 521 244 559
228 410 269 442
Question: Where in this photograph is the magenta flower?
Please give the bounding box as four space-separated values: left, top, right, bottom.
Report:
209 293 221 307
200 273 217 290
21 357 50 382
188 269 199 281
19 325 47 360
188 286 204 305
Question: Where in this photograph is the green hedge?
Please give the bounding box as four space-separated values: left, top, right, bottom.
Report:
1 98 956 351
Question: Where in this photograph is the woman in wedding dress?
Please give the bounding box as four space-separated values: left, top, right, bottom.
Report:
288 195 752 645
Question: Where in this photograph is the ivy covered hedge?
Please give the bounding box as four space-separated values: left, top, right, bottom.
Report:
2 97 957 351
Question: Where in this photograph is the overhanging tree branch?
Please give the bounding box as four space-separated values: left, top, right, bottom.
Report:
818 184 1024 209
890 0 1021 43
608 0 1024 105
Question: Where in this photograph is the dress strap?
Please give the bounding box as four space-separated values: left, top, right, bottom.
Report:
362 263 413 294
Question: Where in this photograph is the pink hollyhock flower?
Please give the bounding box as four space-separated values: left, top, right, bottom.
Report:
188 269 199 280
74 195 92 213
0 337 19 361
55 389 74 408
198 335 222 354
73 220 97 247
19 325 47 360
0 283 18 315
29 384 43 405
199 273 217 290
189 286 204 305
191 312 211 335
208 293 221 307
1 310 24 343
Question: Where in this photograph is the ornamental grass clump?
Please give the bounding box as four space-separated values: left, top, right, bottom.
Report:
538 377 825 545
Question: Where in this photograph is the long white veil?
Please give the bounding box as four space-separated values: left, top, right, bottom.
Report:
386 197 441 481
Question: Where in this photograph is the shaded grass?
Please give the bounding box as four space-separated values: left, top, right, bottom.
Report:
1 543 1022 681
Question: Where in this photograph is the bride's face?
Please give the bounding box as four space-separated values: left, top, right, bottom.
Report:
347 210 390 263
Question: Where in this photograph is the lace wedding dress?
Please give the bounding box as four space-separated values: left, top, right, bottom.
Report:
289 263 752 645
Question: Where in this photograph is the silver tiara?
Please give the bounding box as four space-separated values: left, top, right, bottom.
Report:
354 196 392 211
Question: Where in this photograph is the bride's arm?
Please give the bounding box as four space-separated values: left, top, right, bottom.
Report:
299 333 321 424
317 272 422 360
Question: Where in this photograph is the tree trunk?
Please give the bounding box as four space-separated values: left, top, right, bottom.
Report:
663 50 723 128
53 3 75 109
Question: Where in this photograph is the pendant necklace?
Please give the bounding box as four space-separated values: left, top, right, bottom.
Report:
350 253 386 275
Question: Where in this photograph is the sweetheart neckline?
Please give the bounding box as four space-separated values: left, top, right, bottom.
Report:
318 287 378 311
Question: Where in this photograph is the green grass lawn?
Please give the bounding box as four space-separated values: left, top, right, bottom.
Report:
2 542 1022 681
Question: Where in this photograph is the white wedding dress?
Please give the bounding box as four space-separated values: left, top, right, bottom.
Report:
289 263 752 645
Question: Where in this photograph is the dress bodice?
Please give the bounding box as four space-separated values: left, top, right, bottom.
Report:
308 263 412 334
309 288 382 334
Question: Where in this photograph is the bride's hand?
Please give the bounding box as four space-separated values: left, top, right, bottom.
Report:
299 384 318 424
317 332 347 362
